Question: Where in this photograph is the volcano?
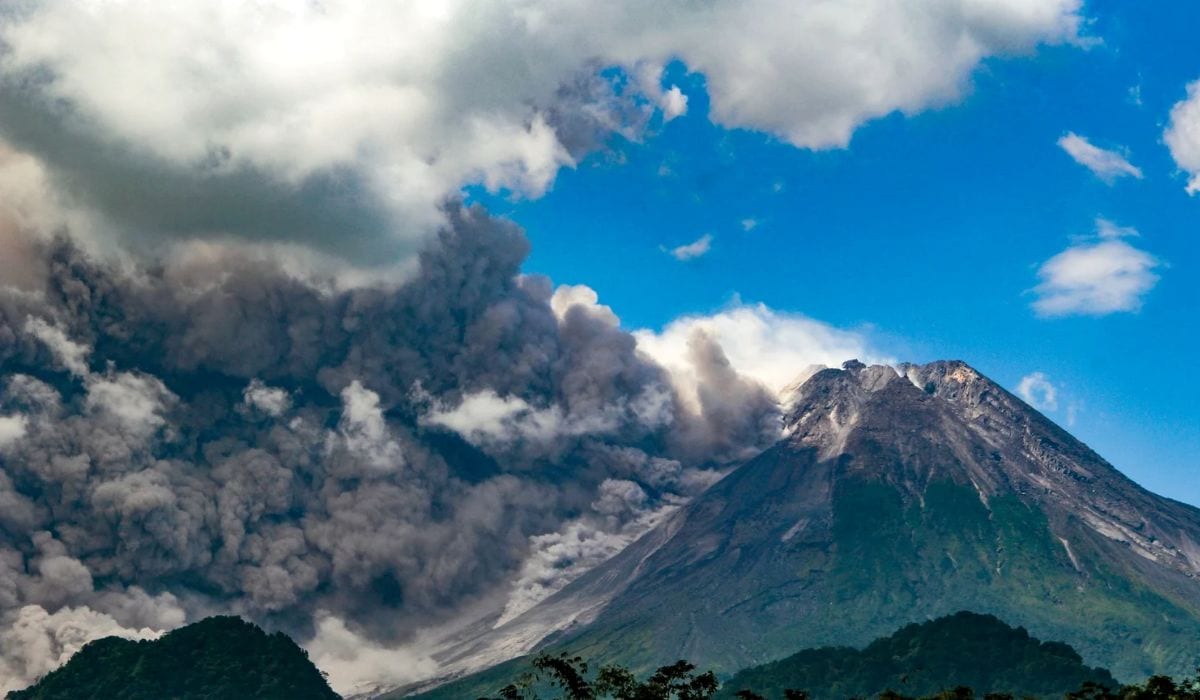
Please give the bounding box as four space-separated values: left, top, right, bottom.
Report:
405 360 1200 698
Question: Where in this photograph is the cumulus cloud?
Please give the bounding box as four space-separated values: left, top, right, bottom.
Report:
635 302 889 401
1165 79 1200 194
1057 132 1143 182
1017 372 1058 411
0 0 1082 266
667 233 713 261
660 86 688 122
1032 221 1161 317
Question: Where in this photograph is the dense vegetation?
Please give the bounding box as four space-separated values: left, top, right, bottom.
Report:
714 612 1117 699
482 652 1198 700
478 653 719 700
474 612 1131 700
6 616 339 700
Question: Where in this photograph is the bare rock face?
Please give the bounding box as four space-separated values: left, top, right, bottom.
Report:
410 360 1200 699
787 359 1200 580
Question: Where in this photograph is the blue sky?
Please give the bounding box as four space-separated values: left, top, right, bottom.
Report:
0 1 1195 506
473 1 1200 505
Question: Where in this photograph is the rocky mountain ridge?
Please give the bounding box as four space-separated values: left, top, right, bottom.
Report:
788 360 1200 579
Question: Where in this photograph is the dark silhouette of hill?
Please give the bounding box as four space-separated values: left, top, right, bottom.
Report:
6 616 339 700
714 611 1117 699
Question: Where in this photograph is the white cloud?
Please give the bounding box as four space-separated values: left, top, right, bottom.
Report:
741 218 759 232
0 415 27 450
550 284 620 327
1095 217 1138 240
0 0 1083 264
668 233 713 261
1165 79 1200 195
650 0 1083 149
1057 132 1143 182
634 302 889 405
1017 372 1058 411
659 86 688 122
1032 221 1161 318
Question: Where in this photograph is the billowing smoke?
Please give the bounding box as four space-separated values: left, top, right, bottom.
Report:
0 207 781 693
0 0 1078 691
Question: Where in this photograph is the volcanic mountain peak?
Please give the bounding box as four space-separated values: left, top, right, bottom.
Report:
490 358 1200 683
782 359 993 436
411 359 1200 699
782 359 1200 579
781 359 1005 497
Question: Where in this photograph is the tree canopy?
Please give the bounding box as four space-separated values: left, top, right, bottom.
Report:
7 616 338 700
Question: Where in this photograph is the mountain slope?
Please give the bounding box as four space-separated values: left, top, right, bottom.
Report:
415 360 1200 696
7 616 339 700
547 361 1200 681
715 611 1117 699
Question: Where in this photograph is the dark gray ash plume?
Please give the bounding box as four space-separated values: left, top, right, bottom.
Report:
0 205 781 692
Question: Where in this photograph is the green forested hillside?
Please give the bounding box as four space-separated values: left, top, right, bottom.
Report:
714 611 1117 699
6 616 339 700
